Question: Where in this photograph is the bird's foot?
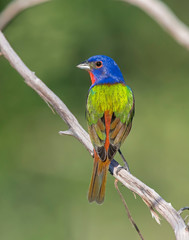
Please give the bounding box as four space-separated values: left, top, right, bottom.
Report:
116 165 130 175
116 149 130 174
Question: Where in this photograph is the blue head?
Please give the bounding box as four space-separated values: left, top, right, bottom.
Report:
77 55 125 87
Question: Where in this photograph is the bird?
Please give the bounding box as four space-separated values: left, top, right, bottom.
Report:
77 55 135 204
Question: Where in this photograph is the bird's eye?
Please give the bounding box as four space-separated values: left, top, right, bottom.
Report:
95 61 103 68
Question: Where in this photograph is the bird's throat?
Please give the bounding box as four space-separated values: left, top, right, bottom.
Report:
89 72 96 84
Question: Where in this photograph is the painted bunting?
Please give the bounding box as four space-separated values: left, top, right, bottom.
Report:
77 55 135 204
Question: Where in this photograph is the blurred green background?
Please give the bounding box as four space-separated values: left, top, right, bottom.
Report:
0 0 189 239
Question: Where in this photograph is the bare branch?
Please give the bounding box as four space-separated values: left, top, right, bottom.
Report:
122 0 189 50
114 179 145 240
0 0 50 30
0 29 188 239
142 198 161 224
109 160 189 240
0 30 93 155
178 207 189 215
59 129 75 137
0 0 189 237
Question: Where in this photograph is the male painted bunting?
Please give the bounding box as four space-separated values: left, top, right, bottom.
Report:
77 55 135 204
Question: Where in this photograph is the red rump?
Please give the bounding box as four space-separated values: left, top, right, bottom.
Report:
104 111 111 151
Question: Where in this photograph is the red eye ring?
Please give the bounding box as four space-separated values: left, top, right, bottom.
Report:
95 61 103 68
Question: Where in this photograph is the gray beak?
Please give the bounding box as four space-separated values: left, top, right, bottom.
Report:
76 61 91 71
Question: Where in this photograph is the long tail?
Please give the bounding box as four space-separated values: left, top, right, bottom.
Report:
88 151 110 204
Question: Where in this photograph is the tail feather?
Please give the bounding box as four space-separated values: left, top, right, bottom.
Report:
88 151 110 204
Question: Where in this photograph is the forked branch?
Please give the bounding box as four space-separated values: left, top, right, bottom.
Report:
0 0 189 239
0 30 189 240
122 0 189 50
0 0 50 30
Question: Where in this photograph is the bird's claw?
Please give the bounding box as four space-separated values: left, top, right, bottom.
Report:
116 164 130 175
117 149 131 173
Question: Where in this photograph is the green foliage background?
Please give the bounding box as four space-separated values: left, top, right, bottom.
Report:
0 0 189 239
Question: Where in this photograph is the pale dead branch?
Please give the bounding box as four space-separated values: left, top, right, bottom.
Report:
0 0 50 30
0 0 189 239
0 31 93 155
0 29 189 239
114 179 145 240
122 0 189 50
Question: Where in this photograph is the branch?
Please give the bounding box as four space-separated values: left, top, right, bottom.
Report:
0 0 50 30
0 31 93 155
0 30 188 239
114 179 145 240
110 160 189 239
0 0 189 238
122 0 189 50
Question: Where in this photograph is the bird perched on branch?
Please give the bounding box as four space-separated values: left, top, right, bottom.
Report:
77 55 135 204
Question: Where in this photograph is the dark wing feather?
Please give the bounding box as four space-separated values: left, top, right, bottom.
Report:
88 116 107 161
108 95 135 160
